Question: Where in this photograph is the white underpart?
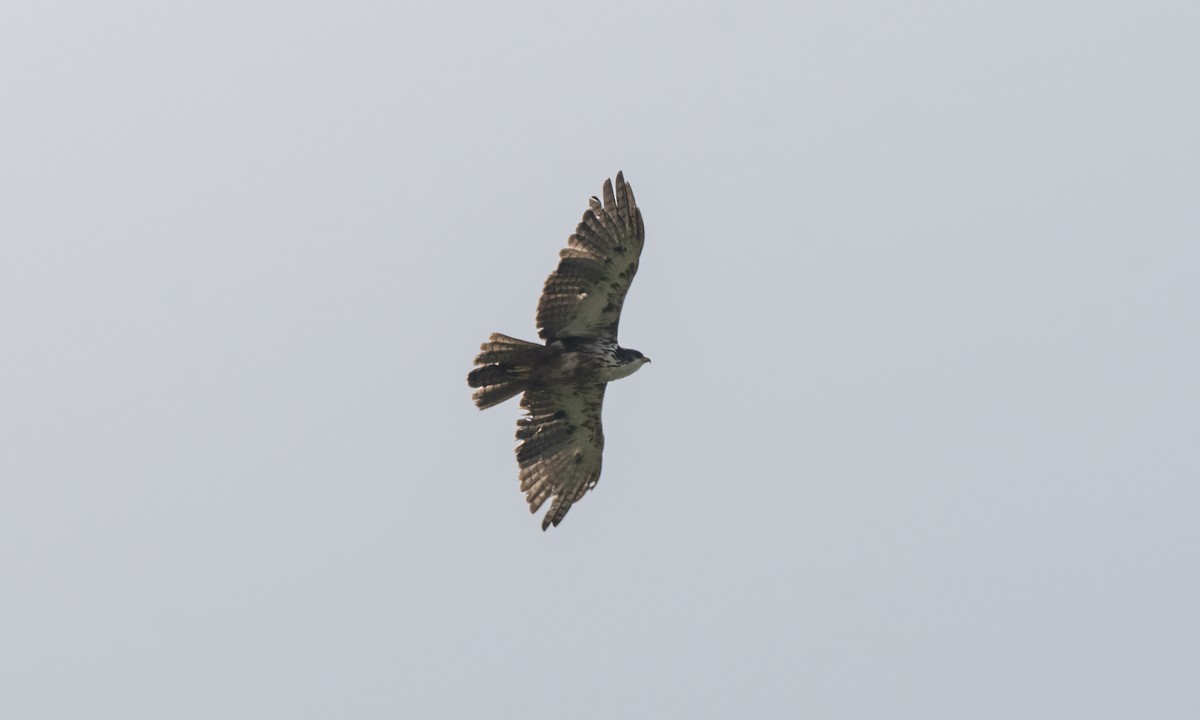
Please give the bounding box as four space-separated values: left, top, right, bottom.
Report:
599 356 649 382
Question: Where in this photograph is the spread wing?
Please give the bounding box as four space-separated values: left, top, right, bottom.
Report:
536 172 645 342
516 385 606 530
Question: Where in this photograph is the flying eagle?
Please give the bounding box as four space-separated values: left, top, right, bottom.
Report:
468 172 650 530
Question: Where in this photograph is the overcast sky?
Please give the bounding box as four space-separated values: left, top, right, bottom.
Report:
3 1 1198 718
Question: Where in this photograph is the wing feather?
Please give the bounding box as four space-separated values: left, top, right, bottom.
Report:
536 172 645 341
515 385 606 530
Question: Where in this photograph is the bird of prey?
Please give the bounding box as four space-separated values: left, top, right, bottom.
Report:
468 172 650 530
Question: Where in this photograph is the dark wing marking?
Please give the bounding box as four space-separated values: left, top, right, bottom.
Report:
516 385 606 530
536 172 645 342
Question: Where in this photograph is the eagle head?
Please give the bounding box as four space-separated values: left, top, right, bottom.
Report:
614 346 651 367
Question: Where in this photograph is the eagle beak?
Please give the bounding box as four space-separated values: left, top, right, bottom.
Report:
645 357 652 364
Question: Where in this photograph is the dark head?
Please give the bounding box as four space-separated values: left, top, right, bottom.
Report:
615 346 651 365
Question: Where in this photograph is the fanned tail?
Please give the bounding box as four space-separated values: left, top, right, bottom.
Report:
468 333 544 409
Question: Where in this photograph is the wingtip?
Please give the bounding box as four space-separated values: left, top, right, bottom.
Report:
539 503 568 531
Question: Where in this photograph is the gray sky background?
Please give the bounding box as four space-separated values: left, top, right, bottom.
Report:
3 1 1198 718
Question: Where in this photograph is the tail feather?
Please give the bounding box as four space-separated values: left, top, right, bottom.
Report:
467 365 515 388
471 382 525 409
474 333 543 365
468 333 544 409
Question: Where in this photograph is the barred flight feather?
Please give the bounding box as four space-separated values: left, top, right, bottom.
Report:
535 172 645 341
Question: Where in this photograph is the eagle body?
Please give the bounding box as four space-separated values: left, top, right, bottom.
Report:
468 173 649 530
535 338 650 384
